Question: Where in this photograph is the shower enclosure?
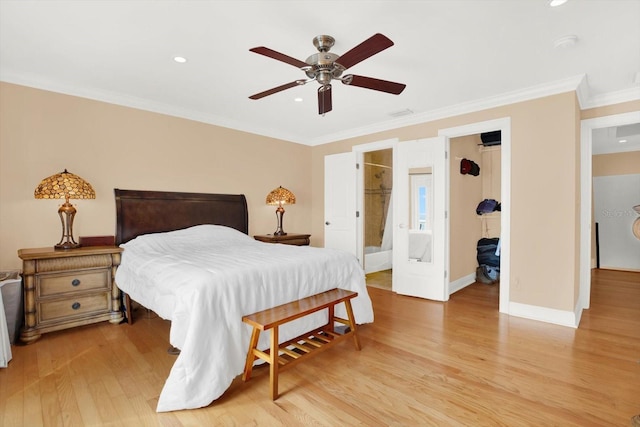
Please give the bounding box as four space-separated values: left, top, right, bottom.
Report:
364 149 393 273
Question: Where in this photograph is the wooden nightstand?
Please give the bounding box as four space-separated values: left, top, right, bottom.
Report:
17 246 124 343
254 233 311 246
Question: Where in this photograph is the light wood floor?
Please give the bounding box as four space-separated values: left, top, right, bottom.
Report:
365 269 392 291
1 269 638 426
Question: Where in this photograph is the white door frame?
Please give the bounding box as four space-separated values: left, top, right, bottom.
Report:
439 117 512 314
353 139 399 269
579 111 640 312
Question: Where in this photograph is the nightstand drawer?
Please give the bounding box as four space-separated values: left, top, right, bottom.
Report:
38 293 110 323
36 254 114 273
38 270 110 297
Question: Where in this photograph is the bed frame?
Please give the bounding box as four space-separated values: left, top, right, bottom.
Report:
114 189 249 245
114 189 249 323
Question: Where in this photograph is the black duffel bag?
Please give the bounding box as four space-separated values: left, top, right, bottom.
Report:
477 237 500 268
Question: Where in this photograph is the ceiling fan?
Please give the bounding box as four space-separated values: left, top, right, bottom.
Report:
248 33 406 115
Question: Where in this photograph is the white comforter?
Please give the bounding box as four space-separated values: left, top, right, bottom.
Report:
115 225 374 412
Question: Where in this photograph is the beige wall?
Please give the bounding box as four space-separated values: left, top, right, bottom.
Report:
480 144 502 238
311 96 640 313
312 92 584 311
0 83 312 270
449 135 483 281
581 100 640 121
2 81 638 316
593 151 640 176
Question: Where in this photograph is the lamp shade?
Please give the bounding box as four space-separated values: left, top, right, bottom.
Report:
34 169 96 201
266 186 296 206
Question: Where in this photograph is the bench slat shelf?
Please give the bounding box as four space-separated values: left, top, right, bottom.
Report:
242 288 361 400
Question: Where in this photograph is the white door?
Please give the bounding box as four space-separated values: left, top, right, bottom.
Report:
393 136 448 300
324 152 357 257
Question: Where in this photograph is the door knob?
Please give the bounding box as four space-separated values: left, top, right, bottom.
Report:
325 221 331 225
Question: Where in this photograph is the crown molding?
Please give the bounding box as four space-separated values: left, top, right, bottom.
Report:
3 71 637 147
575 74 591 108
0 70 305 144
580 86 640 110
306 75 587 146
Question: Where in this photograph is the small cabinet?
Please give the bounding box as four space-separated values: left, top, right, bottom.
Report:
18 246 123 343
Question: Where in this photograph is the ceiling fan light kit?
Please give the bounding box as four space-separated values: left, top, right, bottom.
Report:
249 33 406 115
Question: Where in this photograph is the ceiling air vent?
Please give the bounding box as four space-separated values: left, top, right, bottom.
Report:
389 108 414 118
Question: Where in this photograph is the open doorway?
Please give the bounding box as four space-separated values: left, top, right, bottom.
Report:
363 149 393 275
592 124 640 271
580 111 640 312
440 118 511 314
354 139 398 292
448 132 502 303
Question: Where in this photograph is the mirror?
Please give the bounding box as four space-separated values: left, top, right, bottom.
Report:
408 167 433 263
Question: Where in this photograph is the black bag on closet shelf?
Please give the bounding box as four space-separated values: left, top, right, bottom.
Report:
476 199 501 215
460 158 480 176
477 238 500 268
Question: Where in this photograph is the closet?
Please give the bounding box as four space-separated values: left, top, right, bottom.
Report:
449 133 502 287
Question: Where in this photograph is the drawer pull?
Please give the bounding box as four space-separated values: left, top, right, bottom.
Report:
72 302 81 310
71 279 81 287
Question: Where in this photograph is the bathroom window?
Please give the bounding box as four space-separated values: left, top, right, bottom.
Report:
410 173 433 231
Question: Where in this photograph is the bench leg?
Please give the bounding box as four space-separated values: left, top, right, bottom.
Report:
327 305 335 333
242 327 261 381
344 300 361 350
270 326 279 400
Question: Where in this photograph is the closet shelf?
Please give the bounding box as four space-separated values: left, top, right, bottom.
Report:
477 213 501 219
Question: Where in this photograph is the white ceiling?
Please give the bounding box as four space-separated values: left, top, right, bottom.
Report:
592 123 640 155
1 0 639 147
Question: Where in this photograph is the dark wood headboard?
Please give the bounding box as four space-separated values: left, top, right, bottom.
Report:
114 189 249 245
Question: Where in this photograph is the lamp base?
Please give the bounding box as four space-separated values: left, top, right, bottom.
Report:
273 206 287 236
55 201 80 250
55 241 80 250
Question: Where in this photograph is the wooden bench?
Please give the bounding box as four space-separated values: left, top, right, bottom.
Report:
242 288 361 400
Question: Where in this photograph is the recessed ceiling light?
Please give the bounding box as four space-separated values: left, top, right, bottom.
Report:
173 56 187 63
294 97 303 102
618 139 628 144
554 35 578 49
549 0 568 7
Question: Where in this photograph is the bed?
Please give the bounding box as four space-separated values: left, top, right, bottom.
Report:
113 189 374 412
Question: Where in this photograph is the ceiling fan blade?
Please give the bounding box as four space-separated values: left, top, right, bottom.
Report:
249 46 309 69
249 81 304 100
318 85 332 115
342 74 406 95
335 33 394 70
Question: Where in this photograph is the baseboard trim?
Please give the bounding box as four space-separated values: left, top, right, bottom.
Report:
449 273 476 295
509 302 578 328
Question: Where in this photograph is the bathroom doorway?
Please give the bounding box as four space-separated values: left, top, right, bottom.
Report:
363 149 393 274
